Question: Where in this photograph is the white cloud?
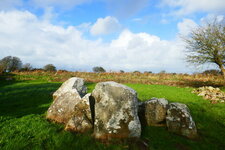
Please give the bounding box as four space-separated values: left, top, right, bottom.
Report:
177 18 197 36
177 15 224 37
108 30 185 71
161 0 225 15
90 16 122 36
0 10 188 72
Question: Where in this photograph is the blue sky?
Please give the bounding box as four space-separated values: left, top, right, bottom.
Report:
0 0 224 73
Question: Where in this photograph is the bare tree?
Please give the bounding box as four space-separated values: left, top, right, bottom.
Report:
10 57 22 72
0 56 11 72
183 18 225 78
0 56 22 72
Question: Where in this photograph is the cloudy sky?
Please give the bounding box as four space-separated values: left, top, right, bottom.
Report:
0 0 224 73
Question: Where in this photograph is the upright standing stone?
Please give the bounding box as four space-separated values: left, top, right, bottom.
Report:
166 103 198 139
92 81 141 141
46 77 87 124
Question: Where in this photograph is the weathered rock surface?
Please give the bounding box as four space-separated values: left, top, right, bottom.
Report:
46 91 82 123
53 77 87 100
46 77 199 142
65 93 93 133
192 86 225 103
144 98 168 126
92 81 141 140
46 77 87 124
166 103 197 139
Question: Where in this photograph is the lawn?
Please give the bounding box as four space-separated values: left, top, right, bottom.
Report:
0 76 224 150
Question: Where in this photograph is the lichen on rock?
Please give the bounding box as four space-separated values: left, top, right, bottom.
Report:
142 97 169 126
65 93 93 133
53 77 87 100
92 81 141 141
166 103 198 139
46 77 87 124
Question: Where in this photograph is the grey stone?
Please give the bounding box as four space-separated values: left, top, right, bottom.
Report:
144 98 168 126
46 90 81 124
46 77 87 124
92 81 141 141
65 93 93 133
53 77 87 100
166 103 198 139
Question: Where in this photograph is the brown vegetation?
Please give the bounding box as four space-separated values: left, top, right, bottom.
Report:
11 71 225 87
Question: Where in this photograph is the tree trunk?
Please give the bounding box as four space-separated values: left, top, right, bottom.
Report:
219 66 225 79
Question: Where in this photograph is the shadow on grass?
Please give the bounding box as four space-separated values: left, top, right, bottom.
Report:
181 79 225 88
0 81 61 118
0 81 96 118
0 73 19 87
0 80 125 150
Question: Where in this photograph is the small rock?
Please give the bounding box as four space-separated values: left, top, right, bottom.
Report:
192 86 225 103
6 77 13 81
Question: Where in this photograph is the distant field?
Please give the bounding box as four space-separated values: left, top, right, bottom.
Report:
0 73 225 150
12 71 225 87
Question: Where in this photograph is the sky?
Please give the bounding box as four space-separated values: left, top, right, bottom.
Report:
0 0 224 73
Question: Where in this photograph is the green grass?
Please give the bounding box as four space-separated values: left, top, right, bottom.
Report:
127 84 225 150
0 77 225 150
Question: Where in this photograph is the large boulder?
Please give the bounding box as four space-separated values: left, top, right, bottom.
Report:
65 93 93 133
143 98 168 126
166 103 198 139
53 77 87 100
46 77 87 124
92 81 141 141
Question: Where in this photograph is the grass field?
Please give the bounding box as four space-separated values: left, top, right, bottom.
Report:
0 73 225 150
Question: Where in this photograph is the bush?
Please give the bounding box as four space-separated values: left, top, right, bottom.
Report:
31 68 44 71
202 69 222 75
92 66 106 73
57 69 68 73
20 63 32 71
133 71 141 74
43 64 57 72
144 71 152 74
